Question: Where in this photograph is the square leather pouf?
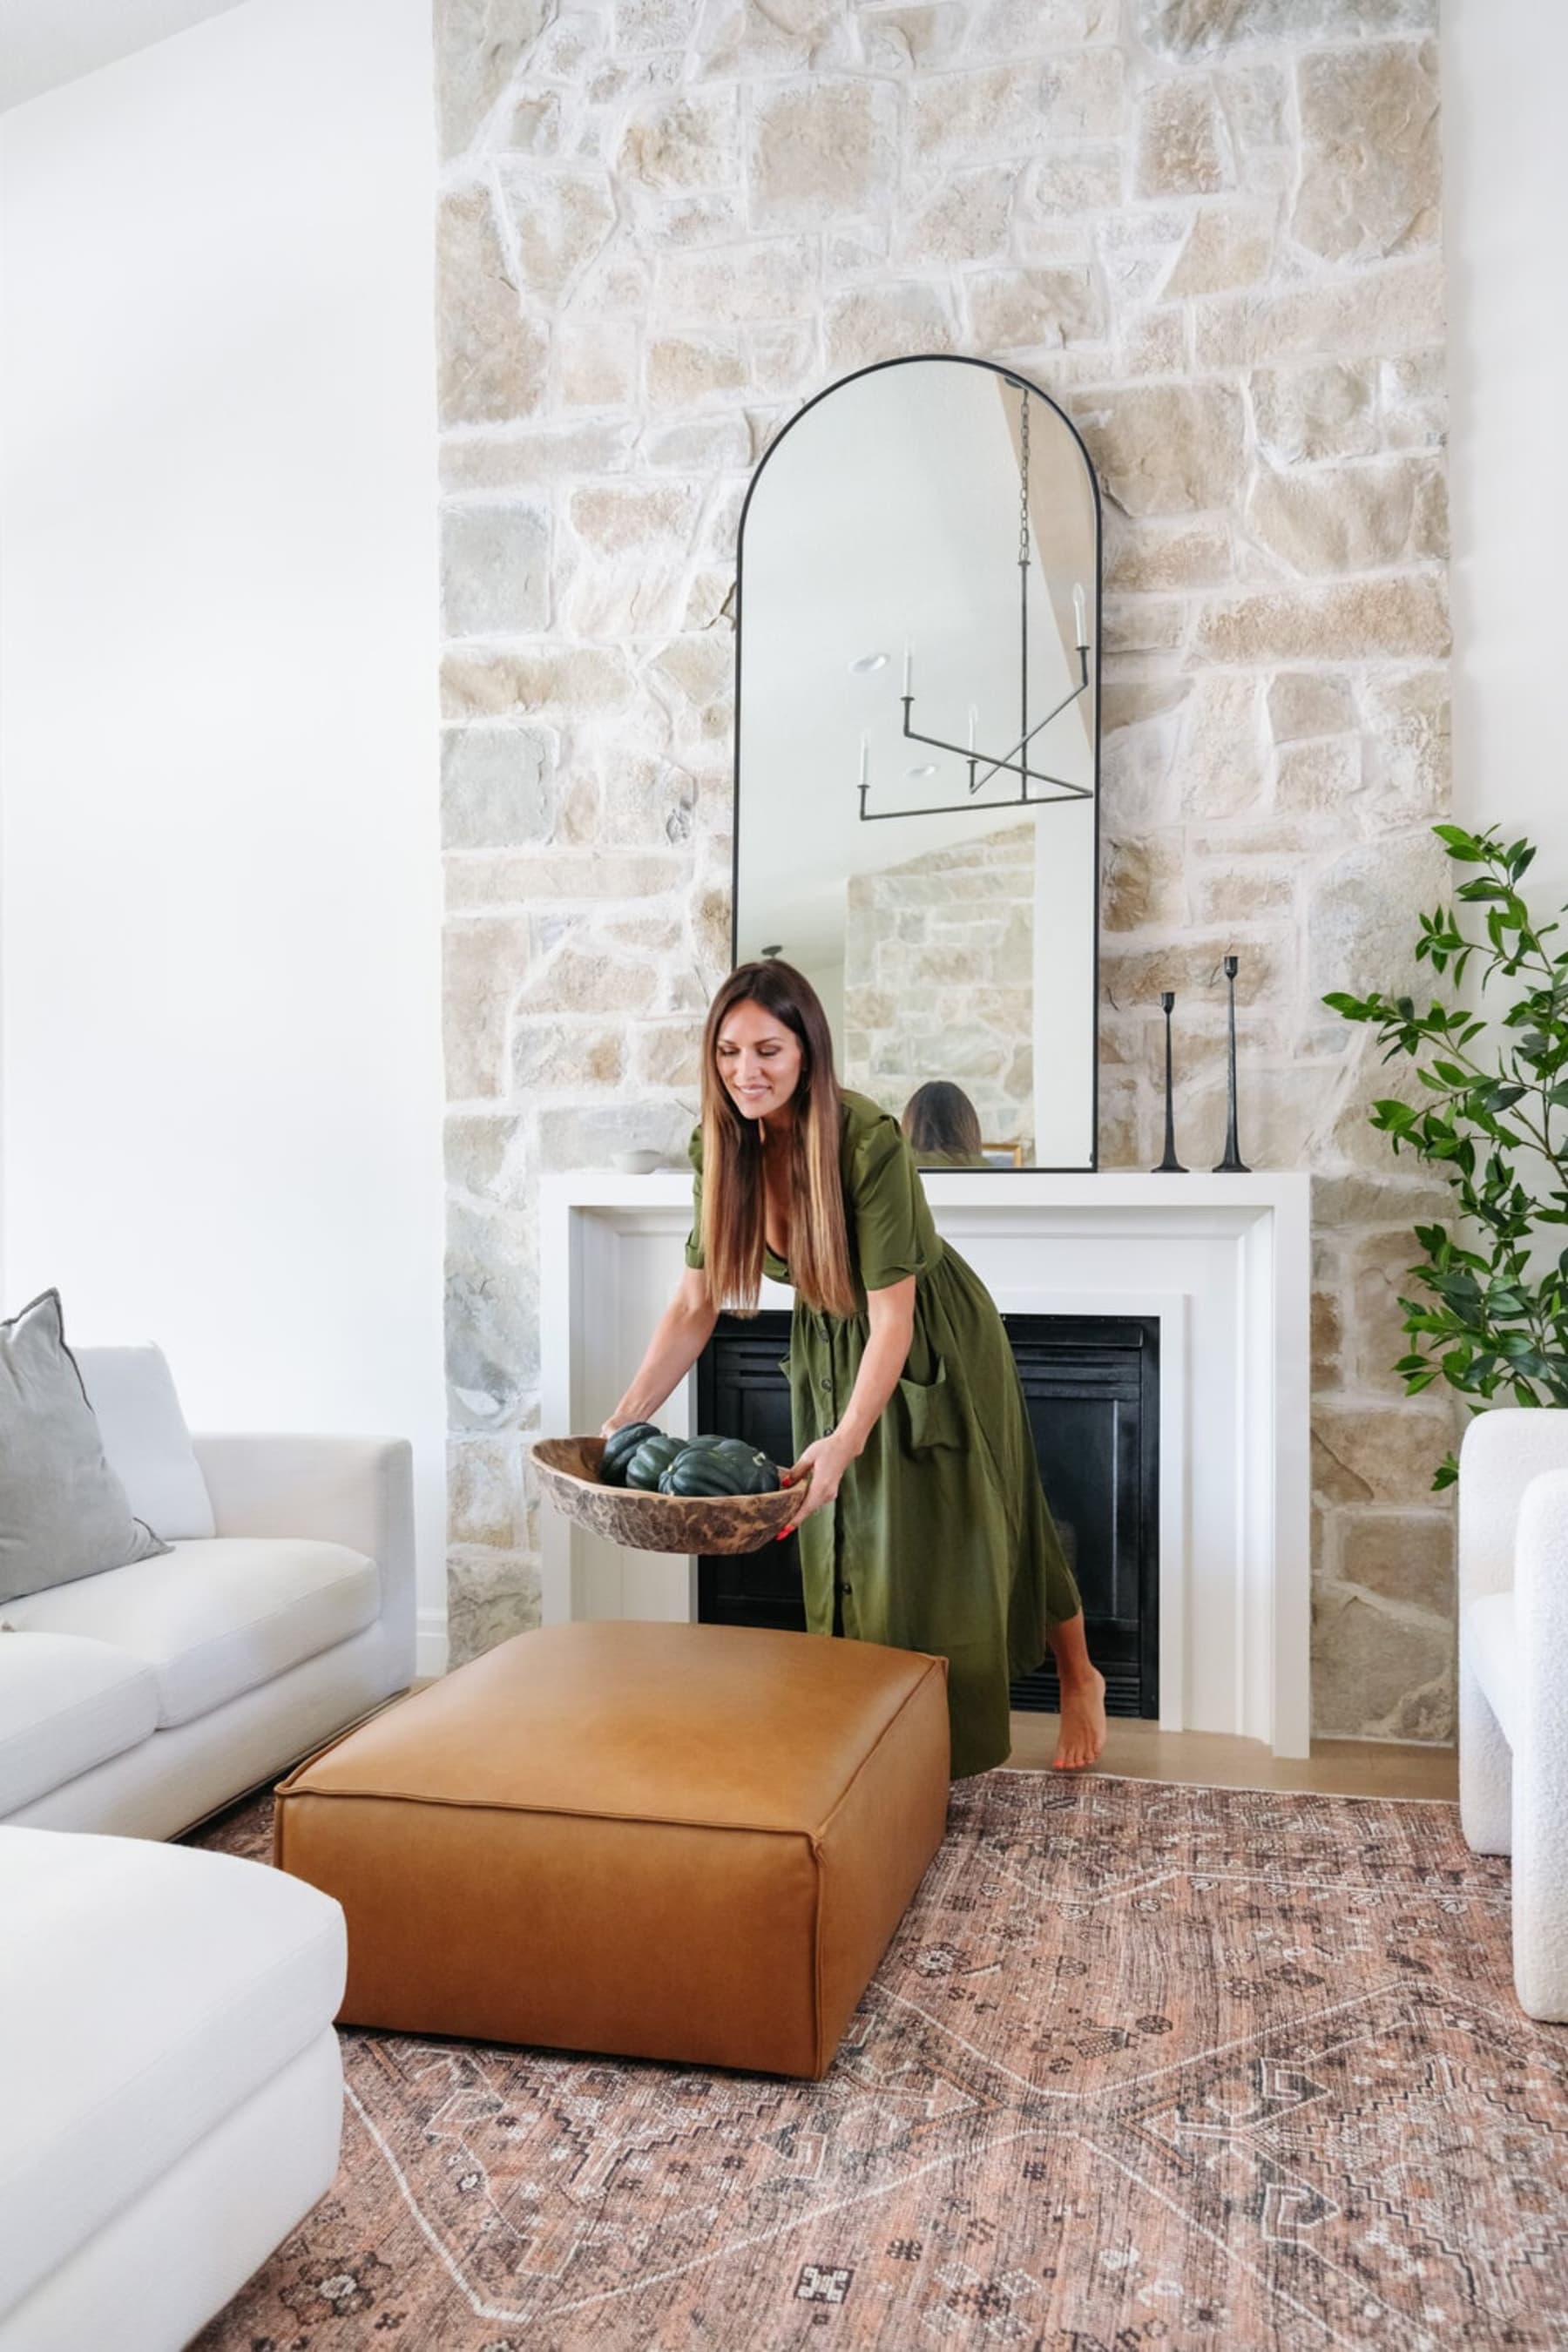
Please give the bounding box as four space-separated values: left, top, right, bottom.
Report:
274 1621 950 2078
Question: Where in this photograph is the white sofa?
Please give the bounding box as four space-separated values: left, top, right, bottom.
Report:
0 1825 347 2352
1458 1406 1568 2020
0 1342 416 1840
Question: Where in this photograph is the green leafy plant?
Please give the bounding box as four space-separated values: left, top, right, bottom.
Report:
1325 821 1568 1490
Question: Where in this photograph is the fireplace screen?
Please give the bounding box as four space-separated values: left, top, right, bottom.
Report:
695 1311 1159 1719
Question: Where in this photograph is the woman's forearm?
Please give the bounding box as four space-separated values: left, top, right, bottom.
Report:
610 1293 719 1427
835 1289 916 1456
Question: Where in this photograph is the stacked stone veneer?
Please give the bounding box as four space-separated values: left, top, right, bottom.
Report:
436 0 1455 1737
843 825 1036 1157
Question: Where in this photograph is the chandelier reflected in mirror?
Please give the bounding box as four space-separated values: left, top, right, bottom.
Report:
856 386 1093 825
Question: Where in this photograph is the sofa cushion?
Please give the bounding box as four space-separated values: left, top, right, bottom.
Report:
3 1538 379 1728
1464 1589 1517 1747
0 1632 159 1818
76 1344 215 1541
0 1291 170 1605
0 1825 345 2323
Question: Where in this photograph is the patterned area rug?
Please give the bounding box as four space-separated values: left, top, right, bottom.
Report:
189 1772 1568 2351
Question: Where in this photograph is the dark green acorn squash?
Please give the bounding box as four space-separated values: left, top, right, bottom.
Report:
600 1421 663 1487
624 1432 686 1490
653 1435 737 1492
662 1441 781 1498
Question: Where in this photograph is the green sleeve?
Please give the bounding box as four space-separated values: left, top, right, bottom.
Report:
850 1113 939 1292
684 1124 705 1269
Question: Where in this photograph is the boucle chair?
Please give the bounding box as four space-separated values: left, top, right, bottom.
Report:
1457 1407 1568 2019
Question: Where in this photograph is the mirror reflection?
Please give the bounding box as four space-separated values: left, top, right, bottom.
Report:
733 355 1100 1171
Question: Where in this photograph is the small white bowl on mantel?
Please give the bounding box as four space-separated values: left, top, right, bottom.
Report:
612 1149 666 1175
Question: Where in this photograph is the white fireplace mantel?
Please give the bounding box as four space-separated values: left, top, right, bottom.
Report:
540 1168 1311 1757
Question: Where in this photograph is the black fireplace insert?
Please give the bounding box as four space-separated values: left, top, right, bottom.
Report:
694 1310 1159 1719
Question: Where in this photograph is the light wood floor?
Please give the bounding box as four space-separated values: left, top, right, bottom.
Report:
1008 1712 1458 1800
414 1683 1454 1801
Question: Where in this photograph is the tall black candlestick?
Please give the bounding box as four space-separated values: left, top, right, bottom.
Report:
1214 954 1250 1173
1152 990 1186 1173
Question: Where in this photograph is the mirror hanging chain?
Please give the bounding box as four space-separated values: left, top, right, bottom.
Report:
858 385 1093 824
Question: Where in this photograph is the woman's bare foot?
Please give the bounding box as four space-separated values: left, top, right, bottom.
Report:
1052 1668 1107 1771
1043 1612 1107 1771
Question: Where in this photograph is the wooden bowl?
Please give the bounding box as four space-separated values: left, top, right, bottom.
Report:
531 1436 798 1556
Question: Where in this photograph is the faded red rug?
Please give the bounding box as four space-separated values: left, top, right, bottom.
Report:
189 1772 1567 2351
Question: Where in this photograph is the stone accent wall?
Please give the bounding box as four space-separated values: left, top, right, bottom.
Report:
843 825 1036 1156
435 0 1454 1737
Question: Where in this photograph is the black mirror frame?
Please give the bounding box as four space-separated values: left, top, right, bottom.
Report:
729 352 1103 1174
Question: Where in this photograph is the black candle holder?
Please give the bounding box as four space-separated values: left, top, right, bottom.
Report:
1214 954 1250 1173
1152 990 1186 1173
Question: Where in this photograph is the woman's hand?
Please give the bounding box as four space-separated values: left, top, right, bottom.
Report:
780 1434 854 1533
776 1280 911 1538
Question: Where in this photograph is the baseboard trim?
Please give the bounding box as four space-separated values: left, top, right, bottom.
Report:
416 1610 449 1680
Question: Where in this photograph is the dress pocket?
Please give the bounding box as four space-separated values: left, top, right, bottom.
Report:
896 1355 966 1452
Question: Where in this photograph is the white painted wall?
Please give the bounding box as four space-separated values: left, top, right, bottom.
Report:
0 0 449 1663
0 0 247 112
1444 0 1568 905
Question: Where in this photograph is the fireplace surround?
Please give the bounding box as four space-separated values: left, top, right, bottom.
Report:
541 1167 1310 1756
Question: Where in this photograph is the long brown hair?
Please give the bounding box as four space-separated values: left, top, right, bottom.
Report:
902 1079 983 1163
699 961 858 1318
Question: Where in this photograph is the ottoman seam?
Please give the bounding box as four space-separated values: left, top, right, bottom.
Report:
807 1659 943 2075
274 1786 834 1838
813 1654 948 1842
803 1655 940 2078
812 1835 826 2078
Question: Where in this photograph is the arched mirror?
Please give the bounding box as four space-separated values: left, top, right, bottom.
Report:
733 355 1100 1172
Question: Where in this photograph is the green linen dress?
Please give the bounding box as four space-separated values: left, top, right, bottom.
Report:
686 1090 1083 1777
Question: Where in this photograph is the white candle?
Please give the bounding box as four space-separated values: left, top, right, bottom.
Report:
859 733 869 787
902 641 913 696
1072 584 1088 648
968 705 977 752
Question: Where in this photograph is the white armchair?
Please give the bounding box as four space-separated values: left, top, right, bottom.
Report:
1458 1407 1568 2019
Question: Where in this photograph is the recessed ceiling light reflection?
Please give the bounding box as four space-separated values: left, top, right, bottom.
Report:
903 763 938 780
848 652 889 674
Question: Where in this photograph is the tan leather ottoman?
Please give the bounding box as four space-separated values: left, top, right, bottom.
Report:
274 1621 949 2078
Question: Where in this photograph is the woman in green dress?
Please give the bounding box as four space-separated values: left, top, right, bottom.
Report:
604 959 1107 1778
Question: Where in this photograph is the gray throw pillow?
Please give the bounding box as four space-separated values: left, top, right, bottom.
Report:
0 1290 171 1604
